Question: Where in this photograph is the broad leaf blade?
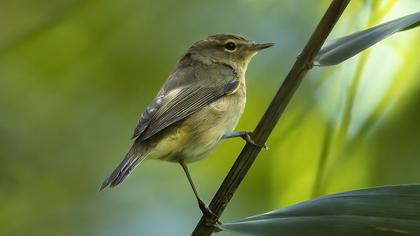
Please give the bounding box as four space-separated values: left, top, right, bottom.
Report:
314 12 420 66
222 184 420 236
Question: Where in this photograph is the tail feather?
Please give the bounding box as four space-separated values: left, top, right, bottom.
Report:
99 144 146 191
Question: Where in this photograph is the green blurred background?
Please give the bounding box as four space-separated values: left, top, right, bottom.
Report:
1 0 419 235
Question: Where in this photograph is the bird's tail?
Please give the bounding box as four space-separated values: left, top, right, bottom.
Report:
99 143 147 191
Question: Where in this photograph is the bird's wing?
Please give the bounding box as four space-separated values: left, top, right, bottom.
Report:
131 94 164 139
132 62 239 141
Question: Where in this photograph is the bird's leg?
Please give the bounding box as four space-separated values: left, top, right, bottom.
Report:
179 161 221 225
221 131 267 149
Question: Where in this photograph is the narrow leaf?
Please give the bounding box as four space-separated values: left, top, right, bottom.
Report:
315 12 420 66
222 184 420 236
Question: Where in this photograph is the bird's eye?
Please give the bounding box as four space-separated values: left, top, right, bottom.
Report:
224 42 237 52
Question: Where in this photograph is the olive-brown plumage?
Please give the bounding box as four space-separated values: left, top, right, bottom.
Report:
100 34 273 216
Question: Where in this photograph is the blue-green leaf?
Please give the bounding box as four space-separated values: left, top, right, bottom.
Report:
314 12 420 66
222 185 420 236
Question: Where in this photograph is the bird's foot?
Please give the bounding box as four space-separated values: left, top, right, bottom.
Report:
241 132 268 150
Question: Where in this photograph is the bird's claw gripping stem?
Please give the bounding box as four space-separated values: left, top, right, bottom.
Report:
222 131 268 150
241 132 268 150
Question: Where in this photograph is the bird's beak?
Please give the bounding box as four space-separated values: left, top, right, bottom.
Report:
249 42 275 51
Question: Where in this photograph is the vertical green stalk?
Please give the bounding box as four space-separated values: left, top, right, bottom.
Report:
337 0 396 145
311 0 396 197
341 50 418 158
318 38 419 189
311 121 334 198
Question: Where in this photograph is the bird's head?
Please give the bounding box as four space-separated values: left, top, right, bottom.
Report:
187 34 274 72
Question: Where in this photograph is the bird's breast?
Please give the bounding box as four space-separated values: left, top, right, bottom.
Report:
177 81 246 162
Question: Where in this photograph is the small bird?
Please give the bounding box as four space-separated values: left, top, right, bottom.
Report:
100 34 273 217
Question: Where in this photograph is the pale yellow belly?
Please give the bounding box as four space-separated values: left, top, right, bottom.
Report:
147 92 246 163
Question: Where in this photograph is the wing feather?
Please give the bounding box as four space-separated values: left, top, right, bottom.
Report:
141 81 235 140
131 95 163 139
131 60 239 141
